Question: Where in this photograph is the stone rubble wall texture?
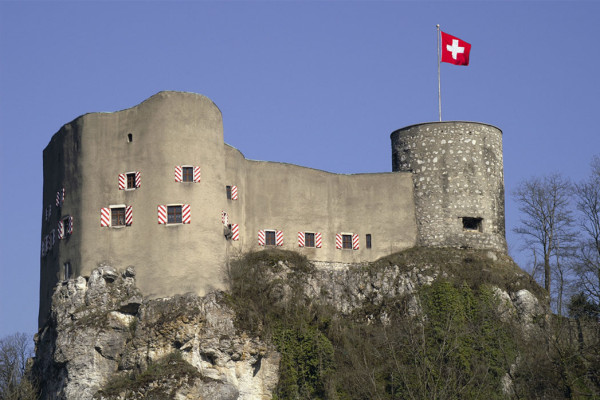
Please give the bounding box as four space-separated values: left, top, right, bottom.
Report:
391 122 507 252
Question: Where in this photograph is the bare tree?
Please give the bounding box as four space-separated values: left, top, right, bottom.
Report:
0 333 37 400
512 173 576 303
573 155 600 307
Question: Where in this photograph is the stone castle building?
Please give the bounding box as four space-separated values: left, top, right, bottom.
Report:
39 91 506 327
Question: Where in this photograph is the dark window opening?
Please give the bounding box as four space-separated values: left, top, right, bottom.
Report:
462 217 483 232
182 167 194 182
168 205 182 224
224 224 233 240
64 262 72 281
266 231 276 246
112 207 126 226
226 185 232 200
127 133 133 143
342 234 352 249
366 234 372 249
305 232 315 248
126 173 136 189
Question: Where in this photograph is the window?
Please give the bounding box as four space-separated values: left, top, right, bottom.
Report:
56 188 65 207
158 204 190 224
462 217 483 232
175 166 200 183
366 234 372 249
342 234 352 249
305 232 315 248
119 172 140 190
336 233 358 250
168 205 182 224
182 167 194 182
58 216 73 239
127 133 133 143
101 205 132 227
265 230 276 246
125 173 135 189
64 262 72 281
226 185 238 200
112 207 126 226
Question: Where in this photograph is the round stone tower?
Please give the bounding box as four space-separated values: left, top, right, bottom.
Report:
391 121 507 252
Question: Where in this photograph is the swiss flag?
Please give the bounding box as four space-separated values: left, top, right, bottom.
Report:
441 31 471 66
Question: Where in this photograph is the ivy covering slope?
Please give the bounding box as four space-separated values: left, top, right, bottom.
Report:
227 248 600 399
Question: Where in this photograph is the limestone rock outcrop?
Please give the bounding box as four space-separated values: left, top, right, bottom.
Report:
33 265 279 400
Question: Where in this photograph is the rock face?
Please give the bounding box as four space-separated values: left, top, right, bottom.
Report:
33 265 279 400
34 251 547 399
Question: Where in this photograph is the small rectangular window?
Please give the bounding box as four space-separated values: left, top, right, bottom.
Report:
168 206 182 224
126 173 136 189
266 230 276 246
182 167 194 182
366 234 372 249
462 217 483 232
342 234 352 249
112 207 126 226
305 232 315 248
64 262 72 281
226 185 232 200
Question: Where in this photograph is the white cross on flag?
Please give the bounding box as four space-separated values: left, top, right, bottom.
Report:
441 31 471 66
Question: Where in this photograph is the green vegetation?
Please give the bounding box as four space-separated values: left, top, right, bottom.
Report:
372 246 545 298
94 352 201 399
228 248 600 399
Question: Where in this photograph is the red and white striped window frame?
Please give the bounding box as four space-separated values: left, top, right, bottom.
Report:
175 165 201 183
335 233 359 250
226 185 238 200
297 231 322 248
100 205 133 227
56 188 65 207
119 171 141 190
258 229 283 246
158 204 191 225
58 216 74 239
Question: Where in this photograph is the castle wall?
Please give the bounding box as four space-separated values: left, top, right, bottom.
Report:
40 92 507 329
40 92 230 326
391 122 506 251
237 160 417 262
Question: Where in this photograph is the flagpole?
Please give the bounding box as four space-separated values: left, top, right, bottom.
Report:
437 24 442 122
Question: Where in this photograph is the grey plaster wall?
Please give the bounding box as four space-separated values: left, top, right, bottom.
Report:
40 92 229 326
391 122 507 252
238 160 417 263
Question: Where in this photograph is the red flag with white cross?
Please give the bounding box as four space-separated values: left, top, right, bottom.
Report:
441 31 471 66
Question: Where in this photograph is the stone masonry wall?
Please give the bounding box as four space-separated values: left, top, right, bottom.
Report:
391 122 507 252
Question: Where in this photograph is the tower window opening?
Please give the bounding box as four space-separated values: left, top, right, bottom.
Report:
366 234 372 249
226 185 232 199
462 217 483 232
127 133 133 142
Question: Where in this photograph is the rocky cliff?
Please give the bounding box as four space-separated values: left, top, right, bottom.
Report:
33 248 547 399
34 266 279 400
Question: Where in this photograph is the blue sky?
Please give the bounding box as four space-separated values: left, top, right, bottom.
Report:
1 1 599 338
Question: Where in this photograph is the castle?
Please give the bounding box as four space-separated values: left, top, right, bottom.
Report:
39 91 506 327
